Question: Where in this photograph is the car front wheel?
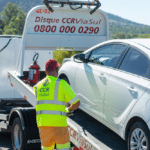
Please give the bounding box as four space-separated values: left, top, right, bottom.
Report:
128 121 150 150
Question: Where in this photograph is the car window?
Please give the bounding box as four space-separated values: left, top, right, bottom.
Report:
88 44 126 68
84 51 91 59
119 47 149 77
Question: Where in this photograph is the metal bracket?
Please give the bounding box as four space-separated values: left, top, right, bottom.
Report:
43 0 101 14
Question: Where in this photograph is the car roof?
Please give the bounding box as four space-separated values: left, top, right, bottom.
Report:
127 39 150 50
83 39 150 55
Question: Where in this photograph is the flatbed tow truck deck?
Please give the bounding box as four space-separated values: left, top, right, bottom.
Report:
69 109 127 150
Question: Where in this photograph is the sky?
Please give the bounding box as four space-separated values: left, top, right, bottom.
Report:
99 0 150 26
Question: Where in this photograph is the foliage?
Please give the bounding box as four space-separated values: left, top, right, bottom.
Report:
112 32 150 39
138 34 150 38
1 3 18 25
132 34 138 38
0 0 43 13
113 32 126 39
0 3 26 35
0 19 4 28
110 25 150 37
0 19 4 34
53 50 82 65
0 29 3 34
126 34 132 39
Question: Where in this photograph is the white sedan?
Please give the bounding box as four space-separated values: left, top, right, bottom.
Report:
58 39 150 150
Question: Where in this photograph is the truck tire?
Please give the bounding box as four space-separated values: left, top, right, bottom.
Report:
11 117 25 150
127 121 150 150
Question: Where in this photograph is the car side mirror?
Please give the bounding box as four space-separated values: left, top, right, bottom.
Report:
73 53 85 62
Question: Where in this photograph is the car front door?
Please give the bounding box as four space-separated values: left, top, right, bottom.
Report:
104 47 150 129
74 43 127 120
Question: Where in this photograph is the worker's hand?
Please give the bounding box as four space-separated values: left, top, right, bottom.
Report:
66 107 74 116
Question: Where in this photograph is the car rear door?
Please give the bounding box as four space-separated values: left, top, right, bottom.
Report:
74 43 127 120
104 47 150 129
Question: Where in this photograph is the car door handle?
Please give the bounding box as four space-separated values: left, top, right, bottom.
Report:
127 87 137 93
99 73 105 79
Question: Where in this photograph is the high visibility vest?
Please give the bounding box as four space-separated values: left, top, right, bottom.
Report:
33 76 79 127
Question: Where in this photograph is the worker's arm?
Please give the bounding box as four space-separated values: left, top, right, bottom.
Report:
68 100 80 111
62 80 80 112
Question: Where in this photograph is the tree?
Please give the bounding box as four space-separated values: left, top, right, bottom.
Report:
53 50 82 65
113 32 126 39
0 19 4 34
0 29 3 34
1 3 26 35
132 34 138 38
0 19 4 29
126 34 132 39
138 34 150 38
3 28 17 35
1 3 18 25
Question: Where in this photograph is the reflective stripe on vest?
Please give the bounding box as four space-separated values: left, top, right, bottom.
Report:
36 78 66 116
36 110 67 116
35 86 37 98
69 95 78 104
36 100 66 105
56 148 70 150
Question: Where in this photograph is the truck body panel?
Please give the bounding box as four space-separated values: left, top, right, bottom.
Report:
15 5 109 76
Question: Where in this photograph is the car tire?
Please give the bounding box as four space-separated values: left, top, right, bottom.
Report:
11 117 25 150
128 121 150 150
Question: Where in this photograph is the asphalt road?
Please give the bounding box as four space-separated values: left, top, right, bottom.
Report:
0 132 12 150
0 109 127 150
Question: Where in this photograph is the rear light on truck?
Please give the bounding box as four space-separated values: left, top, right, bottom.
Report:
24 95 27 100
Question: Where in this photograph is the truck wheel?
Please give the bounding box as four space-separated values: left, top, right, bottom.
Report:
127 121 150 150
11 117 25 150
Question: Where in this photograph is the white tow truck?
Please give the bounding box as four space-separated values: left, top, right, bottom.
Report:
0 3 109 150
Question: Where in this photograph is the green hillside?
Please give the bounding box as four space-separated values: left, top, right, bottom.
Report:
0 0 43 13
106 12 143 26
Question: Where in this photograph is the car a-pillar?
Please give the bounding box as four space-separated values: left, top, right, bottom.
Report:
9 107 41 150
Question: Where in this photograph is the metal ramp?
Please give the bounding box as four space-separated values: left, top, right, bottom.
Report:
43 0 101 14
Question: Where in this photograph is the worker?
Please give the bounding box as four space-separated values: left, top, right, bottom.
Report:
33 59 80 150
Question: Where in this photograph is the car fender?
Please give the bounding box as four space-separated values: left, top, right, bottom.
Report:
59 60 80 91
122 85 150 139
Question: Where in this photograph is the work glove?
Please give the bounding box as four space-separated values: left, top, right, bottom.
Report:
66 107 74 117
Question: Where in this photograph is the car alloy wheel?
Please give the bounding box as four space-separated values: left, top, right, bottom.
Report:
128 121 150 150
130 128 147 150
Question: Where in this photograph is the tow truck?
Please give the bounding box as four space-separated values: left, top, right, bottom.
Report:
0 2 109 149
